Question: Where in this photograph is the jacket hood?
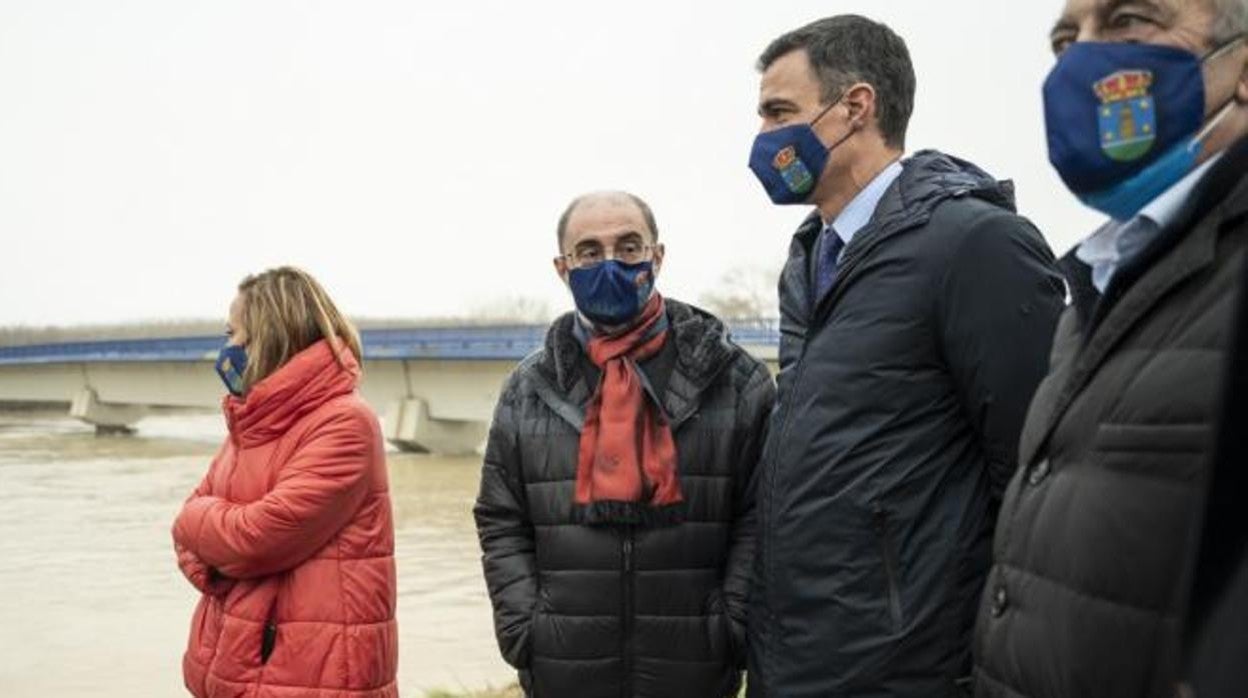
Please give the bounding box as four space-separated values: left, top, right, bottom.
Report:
895 149 1016 215
224 338 360 447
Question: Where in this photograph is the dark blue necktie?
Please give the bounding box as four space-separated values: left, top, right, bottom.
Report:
815 225 846 302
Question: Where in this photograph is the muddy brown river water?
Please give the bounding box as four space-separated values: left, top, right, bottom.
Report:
0 409 515 696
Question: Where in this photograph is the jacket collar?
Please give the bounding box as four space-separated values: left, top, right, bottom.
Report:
786 150 1017 326
1093 135 1248 322
1060 250 1100 330
1021 136 1248 468
224 339 359 448
533 298 736 431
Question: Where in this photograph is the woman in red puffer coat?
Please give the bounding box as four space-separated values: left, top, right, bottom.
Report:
173 266 398 697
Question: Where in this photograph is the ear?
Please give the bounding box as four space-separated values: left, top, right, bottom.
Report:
553 255 570 284
841 82 877 131
1238 49 1248 103
651 243 665 277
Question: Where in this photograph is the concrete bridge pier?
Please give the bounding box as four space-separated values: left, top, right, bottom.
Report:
70 387 146 435
383 397 487 456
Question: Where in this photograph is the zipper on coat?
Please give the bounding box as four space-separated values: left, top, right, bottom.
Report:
621 526 635 698
755 321 817 679
872 505 904 631
757 241 874 674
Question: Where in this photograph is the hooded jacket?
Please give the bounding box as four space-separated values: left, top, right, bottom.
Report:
748 151 1065 697
173 339 398 698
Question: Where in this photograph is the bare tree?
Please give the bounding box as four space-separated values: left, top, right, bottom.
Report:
0 320 223 346
0 301 559 346
698 265 781 322
468 296 553 325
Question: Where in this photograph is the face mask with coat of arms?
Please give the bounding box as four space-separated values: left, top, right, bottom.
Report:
748 95 856 205
1043 38 1244 220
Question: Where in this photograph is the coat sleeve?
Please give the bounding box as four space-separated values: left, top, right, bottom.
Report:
473 376 537 670
721 360 775 668
936 209 1065 500
175 540 235 596
173 446 235 595
172 407 378 579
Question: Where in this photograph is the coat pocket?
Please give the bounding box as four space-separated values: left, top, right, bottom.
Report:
704 589 744 696
527 585 552 663
260 620 278 664
872 505 904 632
705 589 732 661
1094 423 1210 482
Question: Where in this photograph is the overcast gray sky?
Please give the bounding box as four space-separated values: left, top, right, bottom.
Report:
1 1 1101 327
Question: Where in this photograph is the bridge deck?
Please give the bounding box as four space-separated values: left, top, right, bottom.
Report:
0 323 781 365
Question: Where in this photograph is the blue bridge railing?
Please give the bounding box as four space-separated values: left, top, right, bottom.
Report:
0 322 781 366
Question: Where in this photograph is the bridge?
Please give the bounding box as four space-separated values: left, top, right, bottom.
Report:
0 324 780 454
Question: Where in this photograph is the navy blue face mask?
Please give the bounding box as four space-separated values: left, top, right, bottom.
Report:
569 260 655 326
749 97 856 205
215 344 248 396
1044 38 1244 220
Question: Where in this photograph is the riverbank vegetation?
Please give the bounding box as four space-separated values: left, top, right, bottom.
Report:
425 686 522 698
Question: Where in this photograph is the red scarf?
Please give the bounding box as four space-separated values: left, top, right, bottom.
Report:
574 295 684 513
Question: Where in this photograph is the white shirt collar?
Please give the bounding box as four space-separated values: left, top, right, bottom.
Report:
1076 152 1223 293
1137 152 1223 229
825 159 904 244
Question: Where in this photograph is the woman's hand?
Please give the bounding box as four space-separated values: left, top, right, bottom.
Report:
175 539 235 597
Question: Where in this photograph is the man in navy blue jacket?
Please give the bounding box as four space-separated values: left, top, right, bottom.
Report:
744 15 1065 697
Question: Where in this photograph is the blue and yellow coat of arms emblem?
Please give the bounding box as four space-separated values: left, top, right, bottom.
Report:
773 145 815 195
217 355 245 394
1095 69 1156 162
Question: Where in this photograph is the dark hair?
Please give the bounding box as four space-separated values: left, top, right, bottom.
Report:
758 15 916 149
556 192 659 250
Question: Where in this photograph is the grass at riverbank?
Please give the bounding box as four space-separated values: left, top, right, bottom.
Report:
424 686 522 698
425 683 746 697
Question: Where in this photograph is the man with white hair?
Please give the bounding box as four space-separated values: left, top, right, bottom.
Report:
974 1 1248 696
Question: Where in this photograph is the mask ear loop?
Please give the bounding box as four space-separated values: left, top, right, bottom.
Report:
1201 34 1246 63
1190 35 1248 151
809 91 845 128
1194 99 1239 148
1228 34 1248 107
810 87 864 151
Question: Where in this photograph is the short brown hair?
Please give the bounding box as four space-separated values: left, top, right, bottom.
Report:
556 191 659 249
235 266 362 392
758 15 915 150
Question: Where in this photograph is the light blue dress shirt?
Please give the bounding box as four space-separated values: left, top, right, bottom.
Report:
1077 153 1223 293
820 159 905 261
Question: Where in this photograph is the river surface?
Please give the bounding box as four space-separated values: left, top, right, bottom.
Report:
0 409 515 696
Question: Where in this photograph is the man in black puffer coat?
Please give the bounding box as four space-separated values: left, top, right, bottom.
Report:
475 191 774 698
